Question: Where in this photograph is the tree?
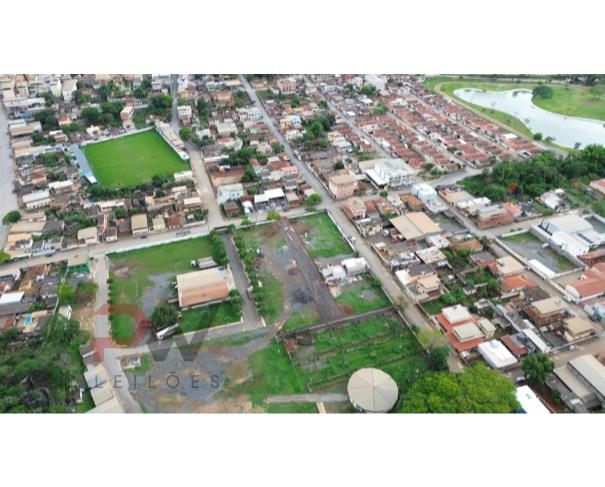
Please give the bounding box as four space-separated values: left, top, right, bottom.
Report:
532 84 553 99
229 289 242 317
306 193 322 206
241 216 252 226
272 142 284 154
333 160 345 170
0 251 10 264
267 210 281 221
179 127 193 141
151 304 178 330
360 85 377 96
399 364 519 413
241 165 258 183
81 107 101 125
427 346 449 372
2 210 21 225
533 132 543 141
522 353 554 386
74 281 99 304
58 284 74 305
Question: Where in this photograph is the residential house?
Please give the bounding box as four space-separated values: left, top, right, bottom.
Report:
565 263 605 303
131 214 149 237
328 173 356 199
389 212 442 241
524 297 567 326
562 317 595 343
77 227 98 246
344 197 366 220
217 183 245 205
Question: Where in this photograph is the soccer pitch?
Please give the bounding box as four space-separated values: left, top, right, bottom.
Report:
83 130 189 188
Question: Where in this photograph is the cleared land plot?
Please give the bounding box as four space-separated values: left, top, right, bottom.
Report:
107 237 235 343
293 213 352 258
501 231 576 274
236 220 344 325
334 278 390 315
84 130 189 188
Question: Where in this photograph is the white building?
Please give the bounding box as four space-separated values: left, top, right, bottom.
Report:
217 183 245 205
62 79 77 102
22 190 51 210
477 340 518 369
359 158 415 188
515 386 550 414
411 182 437 203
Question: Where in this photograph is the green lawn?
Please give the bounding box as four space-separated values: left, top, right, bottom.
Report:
232 339 308 408
264 403 318 413
297 213 352 258
283 309 322 332
534 85 605 121
110 314 136 345
336 284 390 315
108 237 214 342
178 301 241 333
84 129 189 188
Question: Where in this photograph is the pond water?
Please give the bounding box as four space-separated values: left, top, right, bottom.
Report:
453 88 605 148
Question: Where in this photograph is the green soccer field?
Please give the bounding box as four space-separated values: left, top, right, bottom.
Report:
83 129 189 188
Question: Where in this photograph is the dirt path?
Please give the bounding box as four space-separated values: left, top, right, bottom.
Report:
279 220 344 322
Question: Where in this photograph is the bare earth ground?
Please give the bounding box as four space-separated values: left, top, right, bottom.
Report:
125 331 271 413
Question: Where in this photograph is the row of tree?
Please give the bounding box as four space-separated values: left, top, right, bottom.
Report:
460 145 605 201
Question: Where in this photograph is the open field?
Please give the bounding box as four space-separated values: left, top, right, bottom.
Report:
335 278 390 315
293 213 352 258
235 218 345 326
107 237 236 342
83 130 189 188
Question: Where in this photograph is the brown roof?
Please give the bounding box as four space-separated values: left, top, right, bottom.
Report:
179 283 231 308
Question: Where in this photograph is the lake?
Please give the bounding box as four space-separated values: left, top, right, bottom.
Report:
453 88 605 148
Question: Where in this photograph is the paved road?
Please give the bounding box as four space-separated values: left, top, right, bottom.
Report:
170 75 179 133
239 75 463 371
221 232 262 329
93 255 142 412
265 393 348 403
185 141 225 229
0 102 18 248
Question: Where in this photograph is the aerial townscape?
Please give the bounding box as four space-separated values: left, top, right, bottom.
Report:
3 72 605 415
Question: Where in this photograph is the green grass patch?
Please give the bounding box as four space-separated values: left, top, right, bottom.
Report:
84 130 189 188
335 285 390 315
297 213 351 258
178 301 241 333
264 403 318 413
110 314 136 345
109 236 213 305
259 273 284 325
233 339 308 407
130 354 152 375
283 310 322 332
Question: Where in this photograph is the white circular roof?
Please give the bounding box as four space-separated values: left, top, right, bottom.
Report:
347 367 398 413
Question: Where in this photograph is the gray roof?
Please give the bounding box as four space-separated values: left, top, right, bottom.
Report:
347 368 398 413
